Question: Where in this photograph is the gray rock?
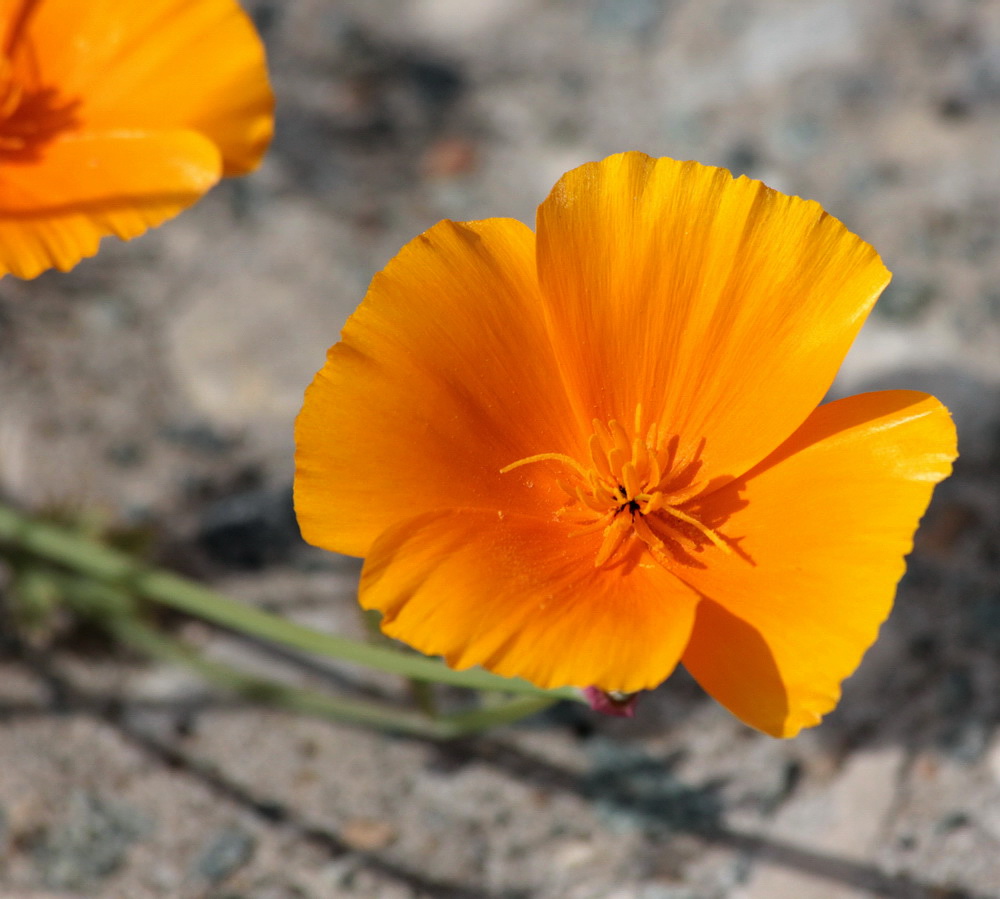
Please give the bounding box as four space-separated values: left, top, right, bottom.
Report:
197 484 302 571
34 792 149 890
195 825 258 884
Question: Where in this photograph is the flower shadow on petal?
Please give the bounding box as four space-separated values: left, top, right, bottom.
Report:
683 598 790 734
0 191 212 217
679 480 754 567
644 471 752 570
0 90 81 162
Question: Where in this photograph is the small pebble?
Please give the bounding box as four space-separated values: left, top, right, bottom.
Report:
195 826 257 884
341 817 396 851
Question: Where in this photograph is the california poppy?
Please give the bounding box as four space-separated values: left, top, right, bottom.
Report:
0 0 273 279
295 153 957 737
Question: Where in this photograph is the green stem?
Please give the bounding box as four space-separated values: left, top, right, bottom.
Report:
433 694 558 737
108 606 555 738
0 503 581 702
56 573 559 737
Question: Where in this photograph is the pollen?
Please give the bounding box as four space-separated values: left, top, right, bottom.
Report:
502 405 732 567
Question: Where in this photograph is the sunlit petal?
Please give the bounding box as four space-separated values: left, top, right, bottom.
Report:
536 153 889 486
361 508 701 693
295 218 582 557
0 0 272 278
680 390 957 736
0 130 219 277
7 0 272 174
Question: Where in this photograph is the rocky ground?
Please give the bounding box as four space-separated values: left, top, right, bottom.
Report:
1 0 1000 896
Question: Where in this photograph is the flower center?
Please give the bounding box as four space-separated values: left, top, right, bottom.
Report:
502 406 732 568
0 56 79 159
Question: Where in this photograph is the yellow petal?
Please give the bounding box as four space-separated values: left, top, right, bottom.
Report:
8 0 273 175
678 390 957 737
295 218 583 557
535 152 890 487
361 508 701 692
0 130 220 278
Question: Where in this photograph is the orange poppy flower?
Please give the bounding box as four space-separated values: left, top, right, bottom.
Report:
0 0 273 279
295 153 957 737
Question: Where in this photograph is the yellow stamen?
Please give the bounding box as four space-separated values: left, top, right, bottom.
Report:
500 404 736 568
647 450 662 489
641 491 664 513
659 505 732 554
621 461 641 500
569 512 615 538
594 514 632 567
608 446 627 477
589 433 614 480
631 436 645 468
631 513 666 555
592 481 619 507
501 452 590 480
555 478 578 499
593 419 612 452
609 419 631 456
577 485 610 514
632 514 705 569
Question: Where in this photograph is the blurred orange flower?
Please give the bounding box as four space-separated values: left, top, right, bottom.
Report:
295 153 957 737
0 0 273 279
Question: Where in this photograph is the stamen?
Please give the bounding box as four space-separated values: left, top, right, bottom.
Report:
501 452 590 480
500 410 736 569
589 433 614 480
631 513 666 554
555 478 578 499
569 512 615 538
592 481 619 507
631 436 645 468
664 482 704 505
621 461 641 500
594 514 632 567
577 485 610 514
609 419 631 456
659 505 732 554
641 491 664 513
647 450 662 489
592 419 612 452
632 514 693 569
607 446 627 477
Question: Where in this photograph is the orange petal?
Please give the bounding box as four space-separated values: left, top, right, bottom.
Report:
361 509 701 692
536 152 890 486
678 390 957 737
8 0 272 175
295 218 585 558
0 130 220 278
0 1 35 54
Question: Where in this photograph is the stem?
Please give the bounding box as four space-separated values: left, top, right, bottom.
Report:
103 599 557 739
0 503 581 701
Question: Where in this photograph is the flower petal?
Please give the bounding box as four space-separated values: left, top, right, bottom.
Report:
535 152 890 486
360 508 701 692
9 0 272 174
0 130 220 278
0 1 34 53
295 218 583 557
678 390 957 737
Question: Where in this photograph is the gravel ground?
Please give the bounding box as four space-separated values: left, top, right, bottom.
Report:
2 1 1000 896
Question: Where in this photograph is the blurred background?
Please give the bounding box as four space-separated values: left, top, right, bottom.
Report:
1 0 999 896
